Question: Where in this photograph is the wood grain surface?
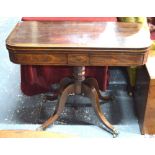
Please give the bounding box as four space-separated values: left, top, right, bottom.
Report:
0 130 75 138
6 21 151 66
135 50 155 134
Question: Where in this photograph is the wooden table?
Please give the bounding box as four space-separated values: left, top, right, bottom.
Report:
6 21 151 137
134 50 155 135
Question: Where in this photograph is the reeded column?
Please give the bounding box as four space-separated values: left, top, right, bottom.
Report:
73 66 85 95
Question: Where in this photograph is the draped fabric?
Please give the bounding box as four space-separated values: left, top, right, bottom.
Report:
21 66 109 96
21 17 117 96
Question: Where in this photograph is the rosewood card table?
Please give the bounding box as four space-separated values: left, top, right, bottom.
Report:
6 21 151 137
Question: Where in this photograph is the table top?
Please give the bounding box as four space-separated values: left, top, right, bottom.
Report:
6 21 151 49
6 21 152 66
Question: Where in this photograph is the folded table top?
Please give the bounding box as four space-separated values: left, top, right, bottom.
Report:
6 21 152 66
6 21 151 50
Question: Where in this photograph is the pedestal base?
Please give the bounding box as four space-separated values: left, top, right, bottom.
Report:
37 67 118 137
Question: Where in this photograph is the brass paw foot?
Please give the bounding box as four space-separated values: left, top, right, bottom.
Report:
36 126 44 131
112 128 119 138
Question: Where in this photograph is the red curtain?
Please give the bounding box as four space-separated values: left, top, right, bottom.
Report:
21 17 117 96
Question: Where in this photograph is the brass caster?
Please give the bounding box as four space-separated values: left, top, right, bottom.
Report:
36 126 44 131
112 128 119 138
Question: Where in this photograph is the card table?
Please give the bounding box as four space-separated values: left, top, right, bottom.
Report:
6 21 151 137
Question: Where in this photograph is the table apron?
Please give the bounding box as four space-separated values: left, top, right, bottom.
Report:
9 51 148 66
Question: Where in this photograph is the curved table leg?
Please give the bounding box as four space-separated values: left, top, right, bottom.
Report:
37 83 75 131
42 94 58 103
42 77 73 103
82 83 119 137
59 77 74 94
84 77 113 101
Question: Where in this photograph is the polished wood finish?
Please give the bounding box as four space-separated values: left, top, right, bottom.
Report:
0 130 74 138
6 21 151 137
134 50 155 135
37 67 118 137
6 21 151 66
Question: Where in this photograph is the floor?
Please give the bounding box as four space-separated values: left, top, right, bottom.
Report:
0 17 148 138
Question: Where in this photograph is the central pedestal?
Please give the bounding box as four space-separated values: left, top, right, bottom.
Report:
37 66 118 137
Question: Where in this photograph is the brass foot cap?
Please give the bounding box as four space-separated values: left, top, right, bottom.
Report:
36 126 44 131
112 128 119 138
